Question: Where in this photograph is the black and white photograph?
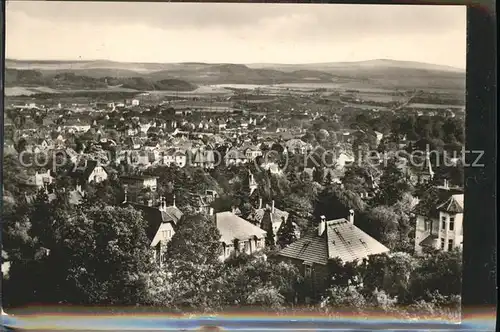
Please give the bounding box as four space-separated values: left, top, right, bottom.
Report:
2 1 468 323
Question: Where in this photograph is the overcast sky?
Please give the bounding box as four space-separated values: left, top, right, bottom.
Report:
6 2 466 68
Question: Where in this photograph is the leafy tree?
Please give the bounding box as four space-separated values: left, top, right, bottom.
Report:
153 259 226 312
246 286 285 310
325 286 367 312
223 257 302 306
357 206 400 249
409 249 462 301
277 193 315 232
326 258 361 288
62 206 155 305
265 225 276 247
3 204 154 306
374 158 410 206
83 179 124 207
166 214 221 265
276 216 297 248
314 184 365 222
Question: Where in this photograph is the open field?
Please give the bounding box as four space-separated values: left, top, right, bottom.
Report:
138 86 234 99
407 103 464 109
5 86 61 96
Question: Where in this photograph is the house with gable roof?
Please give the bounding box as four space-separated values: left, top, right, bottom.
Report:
225 148 247 165
273 210 389 298
73 159 108 184
213 210 267 261
413 181 464 254
123 194 183 266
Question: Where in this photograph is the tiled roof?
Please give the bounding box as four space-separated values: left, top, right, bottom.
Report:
164 206 183 222
279 218 389 265
414 188 464 217
325 219 389 262
215 211 267 244
278 232 329 265
436 194 464 214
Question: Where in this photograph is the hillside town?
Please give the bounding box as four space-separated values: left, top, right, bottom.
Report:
2 2 467 321
2 89 464 317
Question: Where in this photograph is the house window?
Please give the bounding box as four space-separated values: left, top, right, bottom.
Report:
448 239 454 251
440 238 445 249
441 219 446 230
424 220 430 231
449 220 454 231
304 265 312 278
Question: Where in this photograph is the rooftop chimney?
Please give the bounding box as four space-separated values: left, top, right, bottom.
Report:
271 200 275 213
158 196 165 211
318 215 326 236
444 179 449 189
259 198 263 209
122 188 128 204
348 209 355 224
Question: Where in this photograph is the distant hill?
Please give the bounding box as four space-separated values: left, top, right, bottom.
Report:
247 59 464 73
5 68 197 91
5 58 465 91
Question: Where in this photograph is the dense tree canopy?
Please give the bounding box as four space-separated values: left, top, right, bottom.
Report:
3 201 154 306
166 214 221 266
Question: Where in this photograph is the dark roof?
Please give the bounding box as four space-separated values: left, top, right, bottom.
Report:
249 204 289 228
420 234 438 247
278 232 329 265
414 187 464 217
278 218 389 265
126 202 183 242
436 194 464 214
73 160 104 180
